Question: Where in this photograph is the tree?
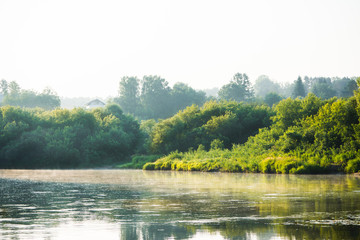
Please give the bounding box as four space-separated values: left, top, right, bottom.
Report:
0 79 8 95
140 75 172 119
38 88 61 110
2 82 60 110
149 101 272 154
114 76 210 120
264 92 283 107
311 82 336 99
218 73 254 102
273 93 324 130
170 82 206 113
0 105 143 168
342 80 358 98
8 81 21 96
253 75 281 98
116 76 140 115
291 76 306 98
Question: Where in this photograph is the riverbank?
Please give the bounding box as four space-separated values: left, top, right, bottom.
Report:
143 93 360 174
142 152 348 174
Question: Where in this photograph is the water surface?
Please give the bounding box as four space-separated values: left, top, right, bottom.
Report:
0 170 359 239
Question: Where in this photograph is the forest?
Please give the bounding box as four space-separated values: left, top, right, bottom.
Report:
0 74 359 173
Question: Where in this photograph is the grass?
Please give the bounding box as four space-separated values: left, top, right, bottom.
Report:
116 155 163 169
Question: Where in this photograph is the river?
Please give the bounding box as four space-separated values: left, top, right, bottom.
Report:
0 170 359 239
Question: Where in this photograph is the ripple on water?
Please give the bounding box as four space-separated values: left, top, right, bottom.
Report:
304 219 360 226
1 171 360 240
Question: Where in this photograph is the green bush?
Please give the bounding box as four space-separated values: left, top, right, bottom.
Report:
259 158 276 173
0 105 142 169
150 101 273 154
274 157 299 174
143 162 155 170
345 159 360 173
117 155 162 169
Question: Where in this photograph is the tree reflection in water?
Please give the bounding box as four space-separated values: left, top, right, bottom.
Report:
0 170 359 240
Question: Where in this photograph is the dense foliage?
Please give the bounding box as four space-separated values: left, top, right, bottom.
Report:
145 89 360 173
149 101 273 154
1 73 359 172
0 104 142 168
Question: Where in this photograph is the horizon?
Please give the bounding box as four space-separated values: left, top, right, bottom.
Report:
1 0 359 98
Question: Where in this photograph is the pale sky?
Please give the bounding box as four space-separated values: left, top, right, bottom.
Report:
0 0 359 97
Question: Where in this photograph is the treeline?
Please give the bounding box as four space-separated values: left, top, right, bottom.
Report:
112 76 207 120
0 80 60 110
1 73 359 172
253 75 357 106
0 105 142 168
113 74 358 120
1 74 357 119
145 86 360 173
111 73 267 120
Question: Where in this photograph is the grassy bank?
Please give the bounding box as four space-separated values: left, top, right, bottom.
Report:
142 147 348 174
116 155 163 169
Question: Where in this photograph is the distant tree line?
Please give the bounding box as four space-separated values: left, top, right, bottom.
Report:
113 74 358 121
112 76 207 120
0 80 60 110
253 75 358 107
113 73 257 120
1 74 356 117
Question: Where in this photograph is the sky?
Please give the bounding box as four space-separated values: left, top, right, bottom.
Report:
0 0 359 97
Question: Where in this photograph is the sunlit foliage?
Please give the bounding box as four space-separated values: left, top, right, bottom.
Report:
146 89 360 173
149 101 273 154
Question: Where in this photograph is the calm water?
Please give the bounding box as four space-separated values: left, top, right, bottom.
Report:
0 170 359 240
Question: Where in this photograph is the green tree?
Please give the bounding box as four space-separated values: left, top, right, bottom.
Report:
8 81 20 96
311 82 336 99
0 104 142 169
273 93 324 130
218 73 254 102
38 88 61 110
2 82 60 110
149 101 272 154
116 76 140 115
291 76 306 99
0 79 8 95
170 82 206 113
253 75 281 98
341 79 358 98
140 75 172 119
264 92 283 107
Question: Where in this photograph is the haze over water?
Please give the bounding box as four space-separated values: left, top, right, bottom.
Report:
0 170 359 239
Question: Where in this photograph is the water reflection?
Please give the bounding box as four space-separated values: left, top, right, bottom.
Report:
0 170 359 239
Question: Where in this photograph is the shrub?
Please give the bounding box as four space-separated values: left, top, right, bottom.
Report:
259 158 276 173
117 155 162 169
345 159 360 173
143 162 155 170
